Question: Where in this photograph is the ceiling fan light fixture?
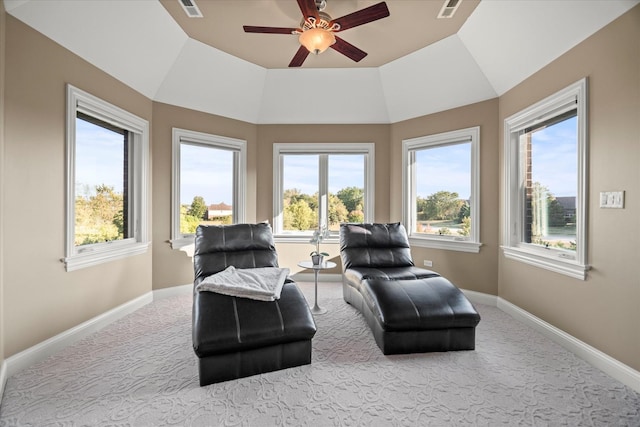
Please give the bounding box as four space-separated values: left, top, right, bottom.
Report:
299 28 336 55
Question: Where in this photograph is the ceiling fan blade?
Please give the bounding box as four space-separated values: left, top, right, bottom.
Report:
297 0 319 22
330 2 390 32
330 36 367 62
243 26 298 34
289 45 310 67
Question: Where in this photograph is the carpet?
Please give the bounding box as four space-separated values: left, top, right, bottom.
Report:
0 281 638 426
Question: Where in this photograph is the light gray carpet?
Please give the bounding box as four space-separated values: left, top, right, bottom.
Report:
0 281 638 426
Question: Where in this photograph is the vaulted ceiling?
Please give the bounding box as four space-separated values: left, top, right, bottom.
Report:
4 0 638 124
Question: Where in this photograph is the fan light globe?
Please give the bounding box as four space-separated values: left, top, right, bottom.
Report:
299 28 336 55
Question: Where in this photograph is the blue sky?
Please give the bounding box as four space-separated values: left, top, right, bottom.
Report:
180 143 233 205
76 116 577 204
415 142 471 199
283 154 365 195
75 118 124 196
530 116 577 197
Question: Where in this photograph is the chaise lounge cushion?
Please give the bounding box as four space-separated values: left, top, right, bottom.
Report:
343 266 439 289
341 222 440 292
339 222 480 355
340 222 414 269
193 282 316 357
363 277 480 332
192 223 316 385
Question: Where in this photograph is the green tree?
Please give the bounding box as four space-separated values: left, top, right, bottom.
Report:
438 227 452 235
348 208 364 223
328 194 349 227
547 197 566 227
91 185 122 220
284 189 316 209
284 188 304 204
284 199 314 230
113 208 124 236
180 205 201 234
74 184 123 245
424 191 461 220
336 187 364 214
459 216 471 237
457 201 470 223
530 182 568 235
416 196 429 220
187 196 208 220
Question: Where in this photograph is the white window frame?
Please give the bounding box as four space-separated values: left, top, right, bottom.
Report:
273 143 375 241
170 128 246 250
502 78 589 280
402 127 481 253
64 84 150 271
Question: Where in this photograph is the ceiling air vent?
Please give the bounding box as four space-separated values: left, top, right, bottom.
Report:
178 0 203 18
437 0 462 19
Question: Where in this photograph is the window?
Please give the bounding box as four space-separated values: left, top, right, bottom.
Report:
273 143 374 239
171 128 246 249
403 127 481 253
503 78 588 279
64 84 149 271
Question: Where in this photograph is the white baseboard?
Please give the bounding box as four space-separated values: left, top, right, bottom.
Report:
153 283 192 300
0 360 7 403
497 297 640 393
461 288 498 307
4 292 153 378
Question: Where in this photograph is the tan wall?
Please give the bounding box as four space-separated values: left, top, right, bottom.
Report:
389 99 500 295
2 16 153 357
256 124 391 274
1 0 7 371
498 7 640 370
151 102 258 290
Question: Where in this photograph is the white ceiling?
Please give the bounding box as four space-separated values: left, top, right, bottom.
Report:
4 0 638 124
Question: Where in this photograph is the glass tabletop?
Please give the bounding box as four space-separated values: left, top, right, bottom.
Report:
297 260 337 270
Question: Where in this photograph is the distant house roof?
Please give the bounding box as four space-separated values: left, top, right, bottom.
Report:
209 202 232 211
556 197 576 210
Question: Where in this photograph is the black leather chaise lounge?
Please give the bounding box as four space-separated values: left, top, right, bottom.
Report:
339 222 480 355
192 223 317 386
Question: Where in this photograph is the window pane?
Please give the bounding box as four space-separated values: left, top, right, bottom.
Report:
282 155 319 232
74 117 128 246
179 143 234 234
523 114 577 251
328 154 365 230
414 142 471 237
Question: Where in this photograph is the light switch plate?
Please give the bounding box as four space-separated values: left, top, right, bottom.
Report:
600 191 624 208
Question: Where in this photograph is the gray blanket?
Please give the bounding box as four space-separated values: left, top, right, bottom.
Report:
196 266 289 301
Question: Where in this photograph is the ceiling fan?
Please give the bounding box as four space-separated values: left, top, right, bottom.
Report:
243 0 390 67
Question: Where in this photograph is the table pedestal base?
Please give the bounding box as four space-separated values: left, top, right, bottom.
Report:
311 304 327 315
297 260 336 317
311 269 327 315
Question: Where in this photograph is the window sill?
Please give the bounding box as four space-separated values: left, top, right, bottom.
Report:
63 242 150 272
274 235 340 244
501 246 589 280
409 236 482 253
170 237 195 250
170 238 196 258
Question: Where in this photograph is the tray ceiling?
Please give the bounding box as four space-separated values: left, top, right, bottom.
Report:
4 0 638 124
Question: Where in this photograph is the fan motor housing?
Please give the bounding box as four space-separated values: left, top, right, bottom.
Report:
301 11 335 31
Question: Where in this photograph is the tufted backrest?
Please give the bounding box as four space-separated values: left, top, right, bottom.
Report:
193 223 279 283
339 223 415 270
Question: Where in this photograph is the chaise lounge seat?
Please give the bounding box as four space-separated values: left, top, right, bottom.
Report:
340 222 480 355
192 223 317 386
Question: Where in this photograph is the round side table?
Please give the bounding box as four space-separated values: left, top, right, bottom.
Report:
297 260 336 315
